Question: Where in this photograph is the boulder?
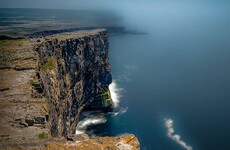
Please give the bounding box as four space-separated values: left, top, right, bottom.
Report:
34 116 46 124
66 134 89 141
25 117 34 126
19 122 28 127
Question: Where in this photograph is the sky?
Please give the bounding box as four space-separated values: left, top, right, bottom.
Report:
1 0 229 34
1 0 118 9
1 0 229 10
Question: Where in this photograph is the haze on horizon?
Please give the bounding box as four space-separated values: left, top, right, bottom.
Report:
1 0 229 32
0 0 229 9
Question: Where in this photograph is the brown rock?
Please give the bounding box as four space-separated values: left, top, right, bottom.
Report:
25 116 34 126
34 116 46 124
66 133 89 141
19 122 28 127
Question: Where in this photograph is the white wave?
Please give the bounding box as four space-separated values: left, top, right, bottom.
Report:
119 107 128 114
165 118 193 150
75 81 124 134
109 80 123 107
75 114 107 134
108 107 128 117
75 130 84 134
111 112 119 116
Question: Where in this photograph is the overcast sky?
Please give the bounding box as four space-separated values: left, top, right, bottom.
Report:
0 0 121 10
1 0 229 10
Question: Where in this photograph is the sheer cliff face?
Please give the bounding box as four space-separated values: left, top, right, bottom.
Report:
37 29 113 137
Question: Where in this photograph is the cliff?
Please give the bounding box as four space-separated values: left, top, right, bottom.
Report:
36 29 114 137
0 29 140 150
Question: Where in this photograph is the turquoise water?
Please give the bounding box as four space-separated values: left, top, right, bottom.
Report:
1 3 230 149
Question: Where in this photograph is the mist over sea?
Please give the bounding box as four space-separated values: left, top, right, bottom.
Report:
1 1 230 149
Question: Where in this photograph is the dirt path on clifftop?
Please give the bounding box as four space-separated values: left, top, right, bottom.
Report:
0 69 49 147
0 37 50 148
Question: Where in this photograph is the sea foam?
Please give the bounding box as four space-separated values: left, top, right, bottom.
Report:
76 80 125 134
165 118 193 150
109 80 123 107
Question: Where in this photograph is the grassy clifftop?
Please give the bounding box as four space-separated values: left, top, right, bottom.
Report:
0 39 37 70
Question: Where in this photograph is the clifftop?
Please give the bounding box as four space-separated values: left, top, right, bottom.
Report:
47 29 106 41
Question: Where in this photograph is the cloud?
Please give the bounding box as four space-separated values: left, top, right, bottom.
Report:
165 118 193 150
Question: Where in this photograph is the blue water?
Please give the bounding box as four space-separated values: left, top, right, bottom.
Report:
1 2 230 149
107 2 230 150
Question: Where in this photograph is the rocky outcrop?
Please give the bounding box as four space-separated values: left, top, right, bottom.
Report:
36 29 114 137
41 134 140 150
5 134 140 150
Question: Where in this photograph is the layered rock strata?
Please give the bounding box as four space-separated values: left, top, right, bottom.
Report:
36 29 114 137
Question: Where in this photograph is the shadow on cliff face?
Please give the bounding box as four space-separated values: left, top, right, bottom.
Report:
75 107 128 136
76 80 128 136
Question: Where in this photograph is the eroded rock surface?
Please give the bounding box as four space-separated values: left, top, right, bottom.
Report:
5 134 139 150
0 69 49 148
36 29 114 137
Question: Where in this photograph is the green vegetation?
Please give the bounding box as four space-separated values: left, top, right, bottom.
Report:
101 90 112 107
0 39 29 46
0 38 36 69
41 57 56 71
30 79 40 88
38 132 48 140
